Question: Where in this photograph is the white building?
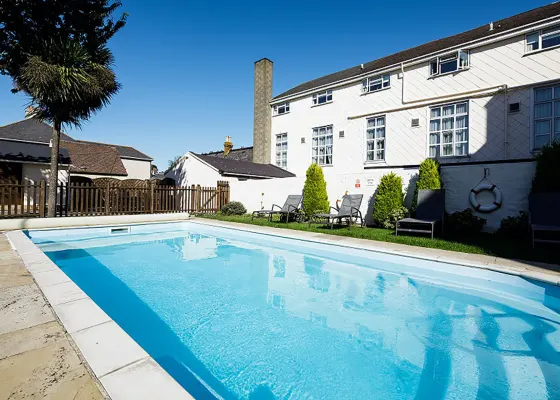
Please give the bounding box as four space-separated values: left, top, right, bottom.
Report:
245 3 560 229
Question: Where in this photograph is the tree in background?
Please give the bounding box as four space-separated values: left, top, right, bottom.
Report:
412 159 441 215
372 172 404 226
168 155 182 169
303 164 329 216
531 141 560 193
0 0 127 217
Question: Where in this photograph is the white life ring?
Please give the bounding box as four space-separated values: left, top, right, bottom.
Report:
469 182 502 213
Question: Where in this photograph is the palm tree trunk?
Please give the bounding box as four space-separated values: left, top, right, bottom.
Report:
47 122 61 218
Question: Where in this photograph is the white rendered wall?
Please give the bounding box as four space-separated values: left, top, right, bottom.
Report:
21 163 69 205
165 153 224 188
121 158 152 180
228 161 536 230
440 161 536 230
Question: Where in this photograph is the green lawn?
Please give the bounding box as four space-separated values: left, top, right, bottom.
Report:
198 214 560 265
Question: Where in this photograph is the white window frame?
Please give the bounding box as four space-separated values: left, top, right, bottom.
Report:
312 89 333 106
311 125 333 166
428 101 469 158
526 25 560 54
429 50 469 77
362 74 390 94
365 116 386 162
273 102 290 116
275 133 288 168
531 85 560 150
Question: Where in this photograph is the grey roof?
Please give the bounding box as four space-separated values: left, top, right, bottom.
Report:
273 3 560 100
203 147 253 162
0 139 71 164
195 153 295 178
0 119 75 143
0 119 152 161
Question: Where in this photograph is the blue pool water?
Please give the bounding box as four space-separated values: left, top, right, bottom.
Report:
29 222 560 400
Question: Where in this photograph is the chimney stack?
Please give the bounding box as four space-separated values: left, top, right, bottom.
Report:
253 58 273 164
224 136 233 156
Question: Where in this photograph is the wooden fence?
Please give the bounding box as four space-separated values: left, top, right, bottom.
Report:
0 180 229 219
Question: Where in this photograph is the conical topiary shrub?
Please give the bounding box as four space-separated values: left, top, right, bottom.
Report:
372 172 404 226
412 159 441 215
532 141 560 193
303 164 329 216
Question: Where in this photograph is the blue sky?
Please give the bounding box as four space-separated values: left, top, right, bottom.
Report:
0 0 551 169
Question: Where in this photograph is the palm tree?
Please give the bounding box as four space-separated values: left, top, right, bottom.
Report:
0 0 127 217
16 40 120 216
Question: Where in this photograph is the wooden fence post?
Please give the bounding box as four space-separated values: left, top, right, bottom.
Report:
217 181 222 212
190 184 195 212
105 182 110 215
196 184 201 212
150 181 155 214
39 181 46 218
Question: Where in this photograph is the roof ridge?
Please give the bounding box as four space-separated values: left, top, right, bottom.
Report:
202 146 254 155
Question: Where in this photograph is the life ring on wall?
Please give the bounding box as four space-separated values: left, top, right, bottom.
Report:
469 182 502 213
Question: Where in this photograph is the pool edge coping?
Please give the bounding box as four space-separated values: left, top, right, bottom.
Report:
4 229 194 400
189 218 560 287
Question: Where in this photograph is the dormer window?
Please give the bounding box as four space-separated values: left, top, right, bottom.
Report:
362 74 390 94
312 90 333 106
526 25 560 53
429 50 469 77
273 102 290 116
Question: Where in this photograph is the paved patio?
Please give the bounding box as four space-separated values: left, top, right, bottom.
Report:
0 234 106 400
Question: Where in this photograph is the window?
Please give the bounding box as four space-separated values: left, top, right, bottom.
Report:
533 86 560 149
312 90 333 105
366 116 386 161
429 102 469 157
273 102 290 116
362 74 390 93
312 125 333 166
429 51 469 76
526 25 560 53
275 133 288 168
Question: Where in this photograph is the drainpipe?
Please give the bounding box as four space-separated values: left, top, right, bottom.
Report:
400 63 406 104
503 85 509 160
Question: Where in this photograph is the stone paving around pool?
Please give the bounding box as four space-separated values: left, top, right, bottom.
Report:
0 234 106 400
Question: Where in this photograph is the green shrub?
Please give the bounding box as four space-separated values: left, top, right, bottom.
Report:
497 212 529 239
445 209 486 236
532 141 560 193
382 206 409 229
303 164 329 216
221 201 247 216
372 173 404 226
412 159 441 215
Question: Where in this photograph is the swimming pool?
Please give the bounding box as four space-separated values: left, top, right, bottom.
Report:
28 221 560 400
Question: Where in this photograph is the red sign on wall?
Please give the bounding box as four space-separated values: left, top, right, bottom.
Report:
355 179 361 188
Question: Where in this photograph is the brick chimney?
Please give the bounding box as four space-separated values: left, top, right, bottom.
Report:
253 58 273 164
224 136 233 156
